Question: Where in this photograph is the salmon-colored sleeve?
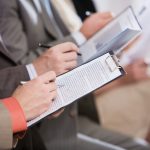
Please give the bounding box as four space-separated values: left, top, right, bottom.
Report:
2 97 27 133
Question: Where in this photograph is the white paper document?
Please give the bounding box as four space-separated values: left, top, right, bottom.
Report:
28 53 124 126
120 1 150 66
78 7 142 65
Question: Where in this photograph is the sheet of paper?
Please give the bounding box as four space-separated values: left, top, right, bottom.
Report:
28 53 123 127
79 7 142 65
120 1 150 66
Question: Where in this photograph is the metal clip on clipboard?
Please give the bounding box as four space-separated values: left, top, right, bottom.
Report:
105 54 121 72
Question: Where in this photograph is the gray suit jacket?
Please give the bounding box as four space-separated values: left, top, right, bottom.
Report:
0 0 75 64
0 39 30 98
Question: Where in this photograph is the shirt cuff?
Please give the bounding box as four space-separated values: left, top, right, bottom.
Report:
2 97 27 133
71 31 87 46
26 64 38 80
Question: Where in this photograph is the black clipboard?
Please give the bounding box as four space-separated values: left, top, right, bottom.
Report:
28 51 125 127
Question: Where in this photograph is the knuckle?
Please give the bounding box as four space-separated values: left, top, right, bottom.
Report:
35 77 42 84
50 71 56 79
43 101 50 108
54 55 62 62
68 42 78 50
42 87 48 93
73 52 78 59
74 61 77 66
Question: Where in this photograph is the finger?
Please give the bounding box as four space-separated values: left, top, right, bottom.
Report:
64 61 77 70
98 12 114 19
63 51 77 61
63 70 69 73
45 82 57 92
58 42 79 53
38 71 56 83
99 18 112 27
52 108 64 118
49 90 57 101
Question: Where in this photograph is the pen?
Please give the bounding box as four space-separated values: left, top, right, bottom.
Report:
20 81 64 88
39 43 82 56
85 11 93 17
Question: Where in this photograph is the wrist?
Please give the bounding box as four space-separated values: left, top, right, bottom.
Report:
32 57 50 75
80 28 88 39
2 97 27 133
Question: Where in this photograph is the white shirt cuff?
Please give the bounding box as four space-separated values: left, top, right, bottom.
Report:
71 31 87 46
26 64 38 80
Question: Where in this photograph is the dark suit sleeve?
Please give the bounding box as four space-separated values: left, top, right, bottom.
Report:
0 65 30 98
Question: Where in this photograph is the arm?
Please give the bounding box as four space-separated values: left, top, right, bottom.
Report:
0 71 57 150
0 0 113 65
0 0 77 64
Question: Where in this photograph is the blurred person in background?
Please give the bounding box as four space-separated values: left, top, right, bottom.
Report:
89 0 150 143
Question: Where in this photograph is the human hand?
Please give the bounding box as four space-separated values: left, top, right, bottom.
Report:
12 71 57 121
33 42 79 76
125 59 149 82
48 108 64 120
80 12 113 39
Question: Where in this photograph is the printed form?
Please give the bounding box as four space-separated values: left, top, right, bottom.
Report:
28 53 123 126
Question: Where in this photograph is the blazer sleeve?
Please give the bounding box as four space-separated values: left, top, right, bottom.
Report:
0 0 77 65
0 102 13 150
0 65 30 99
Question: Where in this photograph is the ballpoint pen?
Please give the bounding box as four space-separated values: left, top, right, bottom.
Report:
20 81 64 88
39 43 82 56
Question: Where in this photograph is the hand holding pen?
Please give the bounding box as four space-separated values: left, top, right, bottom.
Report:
32 42 79 76
39 43 82 56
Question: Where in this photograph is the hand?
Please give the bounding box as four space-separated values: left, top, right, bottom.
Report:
80 12 113 39
33 42 79 75
12 71 57 121
125 59 149 82
48 108 64 120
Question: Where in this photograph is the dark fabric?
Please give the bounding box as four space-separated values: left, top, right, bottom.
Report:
78 93 99 123
72 0 96 21
0 65 29 98
13 127 46 150
78 116 150 150
39 104 78 150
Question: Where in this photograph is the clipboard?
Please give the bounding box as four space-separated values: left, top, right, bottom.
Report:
27 52 125 127
78 6 142 66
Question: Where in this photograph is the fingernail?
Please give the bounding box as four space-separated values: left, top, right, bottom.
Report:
111 12 116 17
144 57 150 65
